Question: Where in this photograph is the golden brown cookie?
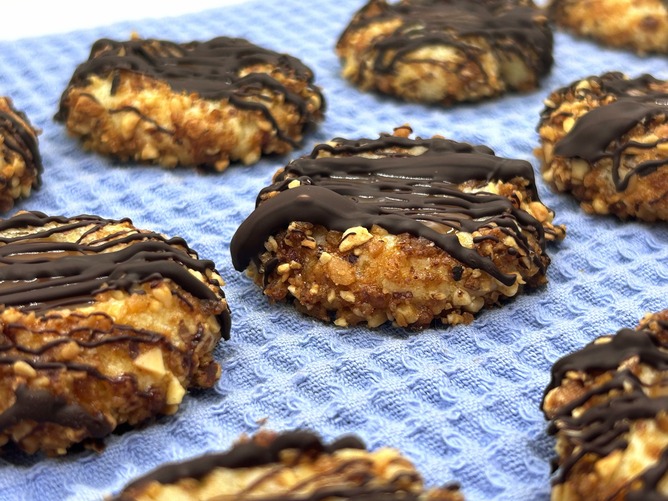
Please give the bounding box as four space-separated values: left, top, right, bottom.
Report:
230 126 565 329
112 429 465 501
0 211 231 455
56 36 324 170
536 72 668 221
336 0 553 105
0 97 41 212
548 0 668 54
542 310 668 500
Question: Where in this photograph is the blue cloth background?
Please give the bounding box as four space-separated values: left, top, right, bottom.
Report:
0 1 667 500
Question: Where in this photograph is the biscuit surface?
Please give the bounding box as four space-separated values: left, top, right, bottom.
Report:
543 310 668 500
336 0 553 105
56 37 324 170
0 97 41 212
548 0 668 54
112 429 465 500
0 211 231 455
537 72 668 221
230 127 564 329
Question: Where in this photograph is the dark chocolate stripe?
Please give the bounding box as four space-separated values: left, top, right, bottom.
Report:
338 0 553 84
550 72 668 191
0 211 230 339
0 385 112 439
231 134 547 287
56 37 323 146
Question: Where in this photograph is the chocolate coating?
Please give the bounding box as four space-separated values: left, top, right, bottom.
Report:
230 133 547 287
550 72 668 191
0 211 231 338
338 0 553 82
56 37 324 145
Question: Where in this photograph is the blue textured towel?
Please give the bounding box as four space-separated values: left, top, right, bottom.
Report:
0 1 667 500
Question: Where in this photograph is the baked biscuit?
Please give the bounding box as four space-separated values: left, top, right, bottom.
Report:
0 97 41 212
112 429 465 500
536 72 668 221
230 126 565 329
335 0 553 105
548 0 668 55
56 36 324 170
542 310 668 500
0 211 231 455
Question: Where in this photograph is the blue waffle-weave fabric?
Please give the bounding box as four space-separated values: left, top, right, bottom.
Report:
0 1 667 500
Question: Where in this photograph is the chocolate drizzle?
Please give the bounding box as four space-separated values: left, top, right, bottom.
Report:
56 37 324 146
115 431 364 496
0 385 112 439
114 430 445 500
0 211 230 338
230 133 548 287
338 0 553 85
544 327 668 495
0 98 42 187
551 72 668 191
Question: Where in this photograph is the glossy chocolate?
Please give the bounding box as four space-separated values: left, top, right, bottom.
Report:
550 72 668 191
56 37 323 145
338 0 553 82
230 133 547 287
544 327 668 494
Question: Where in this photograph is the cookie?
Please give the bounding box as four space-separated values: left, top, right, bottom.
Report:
548 0 668 55
55 36 324 170
537 72 668 221
111 429 464 500
0 211 231 455
0 97 42 212
335 0 553 105
230 126 565 329
542 310 668 500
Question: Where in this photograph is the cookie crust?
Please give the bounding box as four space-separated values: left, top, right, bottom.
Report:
0 97 41 212
543 310 668 500
336 0 553 105
548 0 668 55
231 126 565 329
56 37 324 170
0 211 231 455
536 72 668 221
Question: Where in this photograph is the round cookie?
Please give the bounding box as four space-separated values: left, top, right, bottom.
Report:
0 211 231 455
536 72 668 221
56 36 325 170
547 0 668 55
0 97 42 212
542 310 668 500
230 126 565 329
111 429 465 500
335 0 553 105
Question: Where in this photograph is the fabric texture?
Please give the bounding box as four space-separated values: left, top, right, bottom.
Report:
0 1 667 500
